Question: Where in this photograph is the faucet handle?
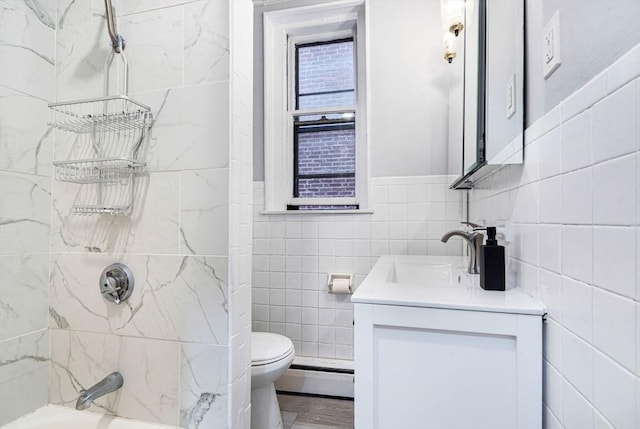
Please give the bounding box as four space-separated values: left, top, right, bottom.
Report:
461 221 482 229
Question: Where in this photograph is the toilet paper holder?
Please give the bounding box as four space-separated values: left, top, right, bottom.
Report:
327 273 353 294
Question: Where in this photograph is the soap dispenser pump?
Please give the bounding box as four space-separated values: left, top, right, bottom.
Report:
479 226 505 291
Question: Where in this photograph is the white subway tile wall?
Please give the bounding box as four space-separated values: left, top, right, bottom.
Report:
228 0 254 426
469 43 640 429
252 176 465 360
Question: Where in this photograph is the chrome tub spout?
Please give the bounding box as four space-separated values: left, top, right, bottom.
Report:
76 372 123 410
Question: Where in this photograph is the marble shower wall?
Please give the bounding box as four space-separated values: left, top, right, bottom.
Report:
0 0 54 425
49 0 252 427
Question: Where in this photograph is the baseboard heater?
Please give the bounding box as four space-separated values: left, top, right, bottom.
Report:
275 361 354 399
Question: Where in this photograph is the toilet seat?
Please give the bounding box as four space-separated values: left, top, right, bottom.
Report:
251 332 294 366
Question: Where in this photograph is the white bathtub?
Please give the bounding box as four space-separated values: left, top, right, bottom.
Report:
1 405 180 429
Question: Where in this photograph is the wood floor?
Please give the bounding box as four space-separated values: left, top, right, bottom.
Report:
278 393 354 429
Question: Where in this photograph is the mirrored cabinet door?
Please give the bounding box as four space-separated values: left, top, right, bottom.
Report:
449 0 525 189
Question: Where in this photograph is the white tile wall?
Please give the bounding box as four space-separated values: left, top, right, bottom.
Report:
0 0 55 100
0 331 49 425
136 82 231 172
0 253 48 339
184 0 230 86
180 343 229 428
45 0 251 427
50 330 181 425
180 168 230 255
0 0 54 424
50 254 229 342
469 42 640 429
119 9 183 93
252 176 464 361
0 86 53 176
562 380 594 429
228 1 254 427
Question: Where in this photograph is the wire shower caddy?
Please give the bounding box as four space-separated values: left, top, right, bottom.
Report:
48 2 152 216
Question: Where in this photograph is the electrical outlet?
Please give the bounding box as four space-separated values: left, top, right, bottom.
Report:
543 10 561 79
506 74 516 119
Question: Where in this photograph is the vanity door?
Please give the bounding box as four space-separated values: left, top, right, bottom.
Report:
354 304 542 429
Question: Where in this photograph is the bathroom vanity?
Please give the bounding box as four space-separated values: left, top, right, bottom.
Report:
352 256 544 429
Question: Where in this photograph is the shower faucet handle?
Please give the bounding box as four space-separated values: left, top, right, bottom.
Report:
99 263 134 305
101 275 121 304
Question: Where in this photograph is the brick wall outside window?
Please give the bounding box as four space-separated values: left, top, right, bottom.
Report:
298 129 355 174
297 41 354 97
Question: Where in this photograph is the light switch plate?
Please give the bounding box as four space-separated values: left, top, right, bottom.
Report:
543 10 561 79
506 74 516 119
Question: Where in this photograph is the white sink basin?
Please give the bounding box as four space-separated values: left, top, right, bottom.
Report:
352 255 545 315
385 260 453 286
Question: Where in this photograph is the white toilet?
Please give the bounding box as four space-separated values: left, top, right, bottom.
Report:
251 332 295 429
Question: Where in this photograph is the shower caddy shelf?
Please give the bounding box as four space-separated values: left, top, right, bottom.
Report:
49 94 152 216
48 1 152 216
53 157 147 184
48 95 152 134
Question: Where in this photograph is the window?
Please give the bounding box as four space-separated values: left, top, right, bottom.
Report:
291 38 357 210
263 1 367 213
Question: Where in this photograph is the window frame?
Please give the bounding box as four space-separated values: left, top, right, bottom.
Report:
263 0 368 213
290 35 357 205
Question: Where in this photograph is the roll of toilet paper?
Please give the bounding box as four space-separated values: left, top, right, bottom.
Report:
331 278 351 294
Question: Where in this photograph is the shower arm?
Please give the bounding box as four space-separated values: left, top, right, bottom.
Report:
102 0 128 96
104 0 125 53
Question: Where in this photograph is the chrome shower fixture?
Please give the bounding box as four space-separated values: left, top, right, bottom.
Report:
99 263 134 304
104 0 125 53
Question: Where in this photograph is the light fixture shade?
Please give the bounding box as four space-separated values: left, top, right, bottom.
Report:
441 0 465 36
443 32 457 63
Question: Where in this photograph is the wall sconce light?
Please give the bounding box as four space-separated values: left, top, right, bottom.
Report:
443 32 457 63
441 0 466 37
441 0 472 63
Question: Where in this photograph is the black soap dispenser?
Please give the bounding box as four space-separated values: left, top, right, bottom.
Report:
479 227 505 291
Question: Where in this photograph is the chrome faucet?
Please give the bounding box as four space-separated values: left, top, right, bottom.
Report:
441 229 484 274
75 372 123 410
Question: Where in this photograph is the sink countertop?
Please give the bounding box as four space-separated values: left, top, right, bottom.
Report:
351 255 546 316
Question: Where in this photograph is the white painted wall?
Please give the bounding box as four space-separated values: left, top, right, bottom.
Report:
485 0 524 162
253 0 451 179
447 59 464 175
525 0 640 125
367 0 451 177
253 0 327 181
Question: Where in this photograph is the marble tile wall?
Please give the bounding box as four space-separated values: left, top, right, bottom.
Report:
468 43 640 429
48 0 251 427
0 0 55 425
252 176 464 361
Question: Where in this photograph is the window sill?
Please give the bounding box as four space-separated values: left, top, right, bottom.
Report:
260 209 373 215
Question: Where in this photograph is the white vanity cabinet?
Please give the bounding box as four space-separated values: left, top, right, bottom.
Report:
352 256 544 429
